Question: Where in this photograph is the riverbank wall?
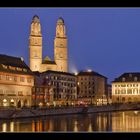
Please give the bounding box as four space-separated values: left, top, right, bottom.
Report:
0 103 140 119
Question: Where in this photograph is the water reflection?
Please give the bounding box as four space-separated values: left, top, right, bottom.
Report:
0 110 140 132
112 111 140 132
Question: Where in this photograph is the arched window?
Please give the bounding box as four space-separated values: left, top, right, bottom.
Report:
10 99 15 107
3 99 8 107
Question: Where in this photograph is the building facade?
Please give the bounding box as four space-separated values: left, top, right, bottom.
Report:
77 70 107 105
32 72 54 107
0 54 34 107
112 72 140 103
29 15 68 73
34 70 77 106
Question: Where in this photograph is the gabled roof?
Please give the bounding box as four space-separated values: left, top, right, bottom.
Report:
0 54 33 75
112 72 140 82
42 70 75 76
77 71 107 79
42 56 56 65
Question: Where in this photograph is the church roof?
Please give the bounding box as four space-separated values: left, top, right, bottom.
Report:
57 17 64 24
42 56 56 65
0 54 34 75
44 56 51 61
42 61 56 65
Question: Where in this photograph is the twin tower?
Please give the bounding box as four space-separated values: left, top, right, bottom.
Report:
29 15 68 73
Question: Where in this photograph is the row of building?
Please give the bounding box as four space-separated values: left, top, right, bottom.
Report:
1 54 140 107
0 54 112 107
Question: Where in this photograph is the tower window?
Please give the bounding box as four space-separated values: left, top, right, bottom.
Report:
34 51 38 57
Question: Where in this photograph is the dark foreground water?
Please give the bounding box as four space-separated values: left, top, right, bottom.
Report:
0 110 140 132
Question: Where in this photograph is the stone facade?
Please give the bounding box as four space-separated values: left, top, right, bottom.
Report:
77 70 107 105
34 70 77 106
29 15 68 73
0 55 34 107
112 72 140 103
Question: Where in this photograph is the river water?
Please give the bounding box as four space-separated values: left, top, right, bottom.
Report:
0 110 140 132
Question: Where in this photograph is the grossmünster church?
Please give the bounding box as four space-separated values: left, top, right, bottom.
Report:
29 15 68 73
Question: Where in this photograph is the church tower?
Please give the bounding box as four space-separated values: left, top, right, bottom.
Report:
54 17 68 72
29 15 42 72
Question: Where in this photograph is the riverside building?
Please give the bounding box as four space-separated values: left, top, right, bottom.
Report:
0 54 34 107
33 70 77 106
112 72 140 103
77 70 108 105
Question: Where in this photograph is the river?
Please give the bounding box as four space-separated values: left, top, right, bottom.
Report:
0 110 140 132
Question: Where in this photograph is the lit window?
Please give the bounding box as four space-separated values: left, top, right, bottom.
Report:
20 77 25 82
6 75 12 81
2 64 7 69
9 66 16 70
9 76 13 81
17 67 22 71
18 91 23 96
27 78 32 83
14 76 17 81
23 69 27 72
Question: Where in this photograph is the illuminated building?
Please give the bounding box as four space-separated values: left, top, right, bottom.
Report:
34 70 77 106
0 54 34 107
32 72 54 107
29 15 68 73
112 72 140 103
77 70 108 105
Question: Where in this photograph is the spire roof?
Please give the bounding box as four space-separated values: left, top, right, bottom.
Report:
57 17 64 24
32 15 40 23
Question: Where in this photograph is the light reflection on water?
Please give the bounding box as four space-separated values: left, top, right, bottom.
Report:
0 110 140 132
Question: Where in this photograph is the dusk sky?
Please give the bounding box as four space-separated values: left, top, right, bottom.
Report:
0 8 140 83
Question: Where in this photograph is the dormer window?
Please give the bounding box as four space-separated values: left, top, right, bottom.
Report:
134 76 138 81
122 77 125 82
2 64 7 69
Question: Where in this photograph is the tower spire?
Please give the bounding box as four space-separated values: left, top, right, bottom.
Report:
30 15 42 36
54 17 68 72
29 15 42 72
56 17 66 38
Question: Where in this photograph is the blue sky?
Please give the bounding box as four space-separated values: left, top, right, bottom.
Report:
0 8 140 83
